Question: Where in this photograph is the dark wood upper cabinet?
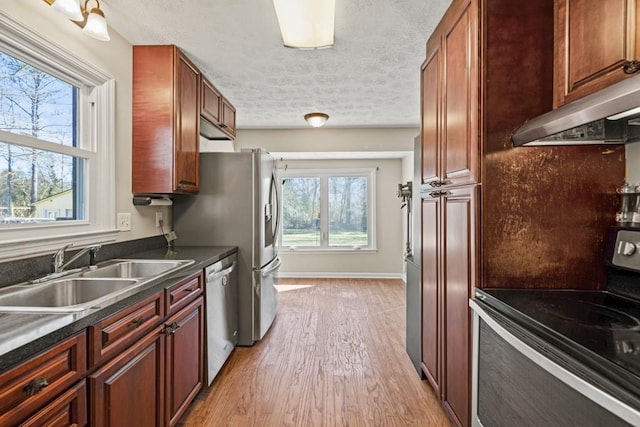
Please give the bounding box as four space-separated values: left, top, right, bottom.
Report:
421 0 478 190
201 77 236 140
133 45 200 195
421 48 441 190
554 0 640 107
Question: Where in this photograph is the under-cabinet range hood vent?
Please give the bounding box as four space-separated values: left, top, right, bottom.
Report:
512 74 640 146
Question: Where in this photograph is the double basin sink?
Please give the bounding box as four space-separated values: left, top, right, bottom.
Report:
0 259 194 313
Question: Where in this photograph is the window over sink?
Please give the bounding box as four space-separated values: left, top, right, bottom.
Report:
279 168 376 251
0 11 116 261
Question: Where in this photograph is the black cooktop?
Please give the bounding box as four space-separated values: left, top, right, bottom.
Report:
479 289 640 384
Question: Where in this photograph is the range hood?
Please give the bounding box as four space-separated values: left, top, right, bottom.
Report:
512 74 640 146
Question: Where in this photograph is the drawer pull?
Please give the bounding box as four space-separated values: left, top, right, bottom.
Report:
163 322 181 335
184 287 196 293
623 60 640 74
23 377 49 396
131 317 145 328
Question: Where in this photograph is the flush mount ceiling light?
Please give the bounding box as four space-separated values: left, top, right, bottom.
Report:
304 112 329 128
45 0 111 41
272 0 335 49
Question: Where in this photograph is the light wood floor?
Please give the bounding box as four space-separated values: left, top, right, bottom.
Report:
180 278 451 426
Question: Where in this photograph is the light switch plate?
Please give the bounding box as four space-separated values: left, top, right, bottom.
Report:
117 212 131 231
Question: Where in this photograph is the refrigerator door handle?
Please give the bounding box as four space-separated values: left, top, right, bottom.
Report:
261 257 281 277
271 172 281 242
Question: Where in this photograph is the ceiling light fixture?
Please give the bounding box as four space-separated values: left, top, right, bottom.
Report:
304 112 329 128
272 0 335 49
46 0 111 41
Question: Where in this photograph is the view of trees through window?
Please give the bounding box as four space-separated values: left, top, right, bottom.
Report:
0 50 79 223
281 174 369 248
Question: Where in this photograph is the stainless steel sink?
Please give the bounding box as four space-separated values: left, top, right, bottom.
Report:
0 259 195 313
0 278 139 312
81 259 192 279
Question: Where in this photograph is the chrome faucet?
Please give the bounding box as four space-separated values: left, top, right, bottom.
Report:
52 244 102 273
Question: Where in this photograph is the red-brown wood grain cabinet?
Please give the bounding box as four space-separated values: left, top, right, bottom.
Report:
165 297 204 427
201 77 237 140
554 0 640 107
419 0 624 426
0 332 86 426
133 45 200 194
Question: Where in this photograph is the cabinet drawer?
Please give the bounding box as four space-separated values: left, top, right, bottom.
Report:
165 272 203 315
89 292 164 368
20 380 87 427
0 332 86 426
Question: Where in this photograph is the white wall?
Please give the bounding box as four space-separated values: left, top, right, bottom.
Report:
276 158 405 277
235 128 417 153
3 1 167 243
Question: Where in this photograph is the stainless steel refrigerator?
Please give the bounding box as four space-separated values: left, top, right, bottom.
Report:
173 149 281 346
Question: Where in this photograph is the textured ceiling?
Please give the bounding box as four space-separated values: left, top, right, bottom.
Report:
100 0 452 129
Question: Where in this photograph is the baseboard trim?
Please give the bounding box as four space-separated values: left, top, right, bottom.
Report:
277 272 404 279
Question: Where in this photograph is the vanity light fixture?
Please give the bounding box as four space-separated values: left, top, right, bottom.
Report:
272 0 335 49
46 0 111 41
304 112 329 128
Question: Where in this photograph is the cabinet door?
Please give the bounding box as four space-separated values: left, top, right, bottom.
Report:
20 381 87 427
165 297 204 427
421 48 442 190
201 78 222 124
442 185 476 427
421 194 441 395
442 0 478 186
175 51 200 193
221 98 236 137
554 0 640 106
0 332 86 426
89 326 165 427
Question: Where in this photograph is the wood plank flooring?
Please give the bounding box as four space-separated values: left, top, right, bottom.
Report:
179 278 451 426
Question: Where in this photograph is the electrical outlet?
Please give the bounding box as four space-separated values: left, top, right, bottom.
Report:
155 211 163 227
117 212 131 231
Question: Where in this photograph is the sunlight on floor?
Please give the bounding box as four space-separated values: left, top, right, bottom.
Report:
274 284 315 292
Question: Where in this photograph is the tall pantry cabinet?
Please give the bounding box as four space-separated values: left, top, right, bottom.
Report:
419 0 625 426
420 0 478 424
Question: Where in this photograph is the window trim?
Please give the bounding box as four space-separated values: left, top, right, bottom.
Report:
278 167 377 252
0 11 117 262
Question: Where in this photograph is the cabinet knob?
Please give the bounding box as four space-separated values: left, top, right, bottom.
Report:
131 317 145 328
429 190 442 198
623 60 640 74
23 377 49 396
163 322 181 335
427 180 442 187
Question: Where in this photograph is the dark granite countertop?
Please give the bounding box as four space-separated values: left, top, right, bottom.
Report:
0 245 237 373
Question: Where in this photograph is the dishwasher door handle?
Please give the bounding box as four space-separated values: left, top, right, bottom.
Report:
207 262 236 282
261 257 281 277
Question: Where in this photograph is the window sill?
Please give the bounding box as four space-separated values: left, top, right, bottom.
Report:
278 247 378 254
0 229 118 263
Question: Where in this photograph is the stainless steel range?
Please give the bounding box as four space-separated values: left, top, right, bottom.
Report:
470 228 640 426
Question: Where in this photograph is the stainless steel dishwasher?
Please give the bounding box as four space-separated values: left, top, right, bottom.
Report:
204 253 238 385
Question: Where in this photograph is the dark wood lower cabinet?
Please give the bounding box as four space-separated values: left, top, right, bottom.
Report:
20 381 87 427
421 195 441 394
421 186 476 427
442 186 475 426
89 325 165 427
165 297 204 427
